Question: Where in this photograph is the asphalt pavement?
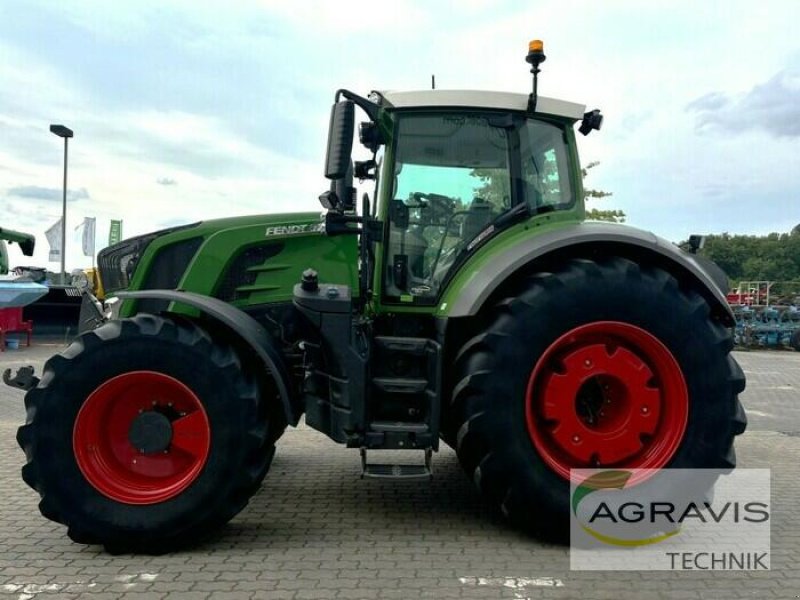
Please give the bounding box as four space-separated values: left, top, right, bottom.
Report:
0 340 798 599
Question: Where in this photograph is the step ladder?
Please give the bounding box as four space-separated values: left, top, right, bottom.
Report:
365 336 441 450
360 447 433 480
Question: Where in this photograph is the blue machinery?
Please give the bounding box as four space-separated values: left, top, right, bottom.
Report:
732 304 800 350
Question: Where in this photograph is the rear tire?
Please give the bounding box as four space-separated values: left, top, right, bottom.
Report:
17 314 274 553
451 257 747 541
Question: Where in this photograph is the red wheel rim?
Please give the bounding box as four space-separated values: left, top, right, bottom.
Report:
526 322 688 481
73 371 211 504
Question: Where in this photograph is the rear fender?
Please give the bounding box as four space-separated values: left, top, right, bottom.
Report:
443 222 735 326
117 290 298 425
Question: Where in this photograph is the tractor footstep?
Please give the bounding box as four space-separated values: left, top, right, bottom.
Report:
360 448 433 480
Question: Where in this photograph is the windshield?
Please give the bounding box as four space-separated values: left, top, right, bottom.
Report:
384 112 573 303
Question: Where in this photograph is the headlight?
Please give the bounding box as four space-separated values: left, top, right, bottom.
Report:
97 233 158 293
97 222 201 293
71 269 90 291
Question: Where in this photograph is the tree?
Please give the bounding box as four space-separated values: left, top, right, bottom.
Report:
583 161 625 223
470 167 510 212
470 160 625 222
684 228 800 290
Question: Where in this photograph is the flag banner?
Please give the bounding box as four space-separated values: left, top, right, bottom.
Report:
109 219 122 246
45 218 62 263
81 217 96 257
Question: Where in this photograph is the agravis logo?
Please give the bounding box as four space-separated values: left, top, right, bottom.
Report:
572 470 680 547
571 470 769 548
570 468 771 571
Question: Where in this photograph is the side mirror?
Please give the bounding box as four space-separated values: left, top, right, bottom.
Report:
320 162 356 212
335 162 356 212
390 200 410 231
324 100 355 180
688 234 706 255
579 109 603 136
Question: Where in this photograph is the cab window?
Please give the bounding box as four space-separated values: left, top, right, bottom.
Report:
383 113 574 303
520 120 574 211
384 113 510 301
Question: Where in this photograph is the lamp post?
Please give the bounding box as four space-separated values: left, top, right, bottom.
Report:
49 124 73 284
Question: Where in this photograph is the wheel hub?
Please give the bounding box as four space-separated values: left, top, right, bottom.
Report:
575 374 632 433
73 371 211 505
526 322 688 480
128 411 173 454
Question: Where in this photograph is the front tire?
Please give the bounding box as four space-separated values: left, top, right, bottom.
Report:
451 257 747 541
17 314 274 553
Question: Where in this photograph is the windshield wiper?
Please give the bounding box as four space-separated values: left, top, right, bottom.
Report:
492 201 530 229
462 202 530 254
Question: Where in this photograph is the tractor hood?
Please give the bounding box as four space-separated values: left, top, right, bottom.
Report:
105 211 358 317
99 212 324 294
194 211 324 236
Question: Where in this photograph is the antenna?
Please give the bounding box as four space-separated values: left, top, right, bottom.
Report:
431 74 435 90
525 39 546 112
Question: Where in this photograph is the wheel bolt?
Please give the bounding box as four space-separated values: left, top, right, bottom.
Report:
584 360 592 368
641 406 649 414
572 435 581 443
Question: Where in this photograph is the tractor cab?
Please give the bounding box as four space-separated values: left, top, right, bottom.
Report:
320 88 594 309
375 93 584 304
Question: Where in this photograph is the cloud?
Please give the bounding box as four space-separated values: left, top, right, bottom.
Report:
0 0 798 251
156 217 188 228
7 186 90 201
687 69 800 137
685 92 730 112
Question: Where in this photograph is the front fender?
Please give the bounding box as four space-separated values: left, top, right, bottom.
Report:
117 290 298 425
442 222 735 325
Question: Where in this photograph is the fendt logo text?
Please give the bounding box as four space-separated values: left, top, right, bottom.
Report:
264 223 325 237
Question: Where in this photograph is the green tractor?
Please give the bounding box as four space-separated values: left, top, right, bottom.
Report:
12 42 746 552
0 227 36 275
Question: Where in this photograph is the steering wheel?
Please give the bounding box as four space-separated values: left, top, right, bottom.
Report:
411 192 455 224
423 192 454 211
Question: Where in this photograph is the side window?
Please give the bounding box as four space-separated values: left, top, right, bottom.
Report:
521 122 573 210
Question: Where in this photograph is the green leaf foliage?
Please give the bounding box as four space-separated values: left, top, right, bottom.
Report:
583 161 625 223
471 161 626 222
681 226 800 293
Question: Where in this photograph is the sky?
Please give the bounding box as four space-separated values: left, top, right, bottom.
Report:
1 0 798 270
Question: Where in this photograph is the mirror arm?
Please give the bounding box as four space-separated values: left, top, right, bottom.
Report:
335 89 380 122
325 213 383 241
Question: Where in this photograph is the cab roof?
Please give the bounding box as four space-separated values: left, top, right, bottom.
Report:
378 90 585 121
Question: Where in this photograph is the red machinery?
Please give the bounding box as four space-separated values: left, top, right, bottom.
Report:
0 307 33 351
